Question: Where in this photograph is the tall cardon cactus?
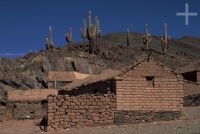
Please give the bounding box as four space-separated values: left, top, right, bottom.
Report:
80 19 87 47
45 26 55 50
127 28 130 47
80 10 101 54
142 24 152 50
65 27 73 48
48 26 55 49
161 23 170 54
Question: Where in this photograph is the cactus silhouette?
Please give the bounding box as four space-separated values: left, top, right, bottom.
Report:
161 23 170 54
87 10 97 54
126 28 130 47
95 16 101 43
142 24 152 50
65 27 73 48
80 10 101 54
80 19 87 47
45 37 50 50
48 26 55 49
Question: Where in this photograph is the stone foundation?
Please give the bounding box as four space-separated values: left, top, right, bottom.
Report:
114 111 181 125
184 94 200 106
48 93 116 129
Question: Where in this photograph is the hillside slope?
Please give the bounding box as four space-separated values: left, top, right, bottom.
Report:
0 32 199 99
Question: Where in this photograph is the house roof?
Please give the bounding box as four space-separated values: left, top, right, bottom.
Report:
47 71 91 82
7 89 58 102
62 69 121 91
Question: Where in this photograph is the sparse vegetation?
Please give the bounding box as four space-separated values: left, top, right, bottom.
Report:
80 19 87 48
161 23 170 54
65 27 73 49
126 28 130 47
45 26 55 50
142 24 152 50
80 10 101 54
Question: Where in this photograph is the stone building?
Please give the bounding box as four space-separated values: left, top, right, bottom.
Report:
47 57 183 129
47 71 91 89
3 89 57 120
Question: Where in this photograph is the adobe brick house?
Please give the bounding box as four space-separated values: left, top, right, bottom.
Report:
47 71 91 89
114 57 183 124
47 57 183 129
116 57 183 111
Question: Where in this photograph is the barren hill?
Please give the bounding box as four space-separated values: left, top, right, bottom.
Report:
0 32 199 98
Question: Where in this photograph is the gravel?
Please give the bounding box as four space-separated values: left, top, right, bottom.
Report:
0 106 200 134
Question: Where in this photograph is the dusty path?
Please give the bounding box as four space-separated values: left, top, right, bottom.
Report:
0 106 200 134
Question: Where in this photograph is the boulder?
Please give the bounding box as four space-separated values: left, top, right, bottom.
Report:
53 58 66 71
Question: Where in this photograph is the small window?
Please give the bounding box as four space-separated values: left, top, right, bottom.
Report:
146 76 154 87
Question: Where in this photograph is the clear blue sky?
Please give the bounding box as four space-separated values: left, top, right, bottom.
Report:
0 0 199 56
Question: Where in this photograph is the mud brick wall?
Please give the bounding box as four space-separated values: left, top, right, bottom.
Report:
116 60 183 111
48 93 116 129
14 102 44 119
114 111 181 124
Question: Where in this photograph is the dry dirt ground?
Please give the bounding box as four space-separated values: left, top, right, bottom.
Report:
0 106 200 134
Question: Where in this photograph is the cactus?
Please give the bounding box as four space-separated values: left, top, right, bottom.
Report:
45 37 50 50
80 10 101 54
86 10 97 54
48 26 55 49
142 24 152 50
126 28 130 47
95 16 101 38
161 23 170 54
65 27 73 48
80 19 87 46
45 26 55 50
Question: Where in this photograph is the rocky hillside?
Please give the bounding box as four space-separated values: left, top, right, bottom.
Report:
0 32 200 99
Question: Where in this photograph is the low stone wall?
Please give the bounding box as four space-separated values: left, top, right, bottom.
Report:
114 111 181 125
48 93 116 129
